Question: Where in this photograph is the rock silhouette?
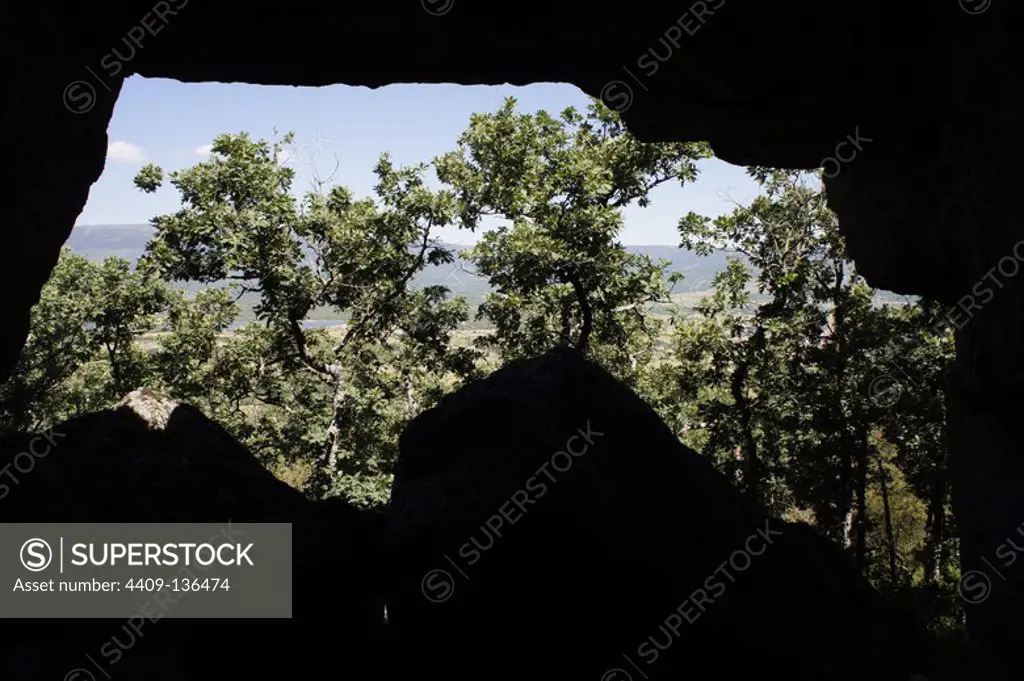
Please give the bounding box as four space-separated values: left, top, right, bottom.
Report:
385 348 932 681
3 5 1022 674
0 388 384 680
0 367 940 680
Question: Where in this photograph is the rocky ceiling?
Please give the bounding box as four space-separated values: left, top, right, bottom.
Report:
3 3 1022 675
0 0 995 380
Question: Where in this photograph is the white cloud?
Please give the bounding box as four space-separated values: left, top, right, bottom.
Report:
194 143 213 156
107 141 147 164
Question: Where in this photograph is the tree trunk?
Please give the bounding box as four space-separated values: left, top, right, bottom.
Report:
853 429 868 571
841 505 854 551
828 270 856 555
730 348 760 503
405 373 419 421
559 293 572 347
876 453 898 585
924 454 947 585
325 365 347 471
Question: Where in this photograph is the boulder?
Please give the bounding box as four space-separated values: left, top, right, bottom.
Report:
0 388 384 681
384 348 933 681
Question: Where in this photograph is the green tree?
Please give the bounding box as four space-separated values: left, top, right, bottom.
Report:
133 132 479 504
658 167 959 631
0 110 963 641
674 170 840 509
0 249 171 434
435 97 712 384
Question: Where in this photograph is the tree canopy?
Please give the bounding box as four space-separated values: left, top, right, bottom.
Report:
1 97 961 635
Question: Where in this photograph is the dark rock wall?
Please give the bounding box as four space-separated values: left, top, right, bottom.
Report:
0 0 970 381
0 362 935 680
2 1 1022 677
0 390 385 680
940 6 1024 677
385 349 932 681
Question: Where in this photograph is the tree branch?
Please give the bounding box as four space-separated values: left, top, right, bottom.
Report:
287 316 332 377
557 269 592 354
333 224 436 355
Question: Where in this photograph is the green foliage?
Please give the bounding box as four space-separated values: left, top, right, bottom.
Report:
437 98 710 384
5 102 962 635
0 249 171 431
648 168 960 630
129 131 479 505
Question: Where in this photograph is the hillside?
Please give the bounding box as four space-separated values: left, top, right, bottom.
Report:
67 224 914 322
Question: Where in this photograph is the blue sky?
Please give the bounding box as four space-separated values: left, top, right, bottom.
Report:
78 76 760 245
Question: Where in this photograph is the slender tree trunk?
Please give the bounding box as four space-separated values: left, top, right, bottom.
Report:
107 338 123 397
730 349 760 503
876 452 899 584
829 264 857 556
841 504 854 550
924 456 947 585
559 293 572 347
405 373 419 421
854 428 868 570
325 364 347 470
731 310 780 504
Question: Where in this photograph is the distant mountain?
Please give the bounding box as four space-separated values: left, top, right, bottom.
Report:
66 225 727 299
66 224 914 315
66 224 154 262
